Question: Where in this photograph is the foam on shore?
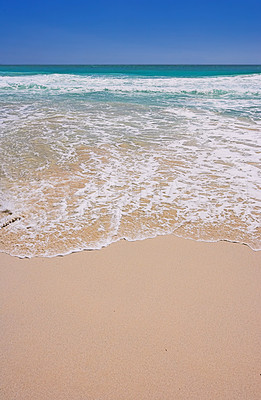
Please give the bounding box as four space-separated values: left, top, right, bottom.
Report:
0 70 260 257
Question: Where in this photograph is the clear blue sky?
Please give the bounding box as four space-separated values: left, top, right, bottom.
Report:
0 0 260 64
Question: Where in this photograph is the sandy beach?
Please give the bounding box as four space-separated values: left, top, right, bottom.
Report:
1 235 261 399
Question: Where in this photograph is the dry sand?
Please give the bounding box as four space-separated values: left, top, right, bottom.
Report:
1 235 261 400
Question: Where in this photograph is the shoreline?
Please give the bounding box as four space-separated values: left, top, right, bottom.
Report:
1 234 261 399
1 232 260 260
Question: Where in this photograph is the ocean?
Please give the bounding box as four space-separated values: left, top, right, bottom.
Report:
0 65 260 257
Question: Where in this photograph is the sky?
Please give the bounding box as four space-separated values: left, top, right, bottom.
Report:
0 0 260 64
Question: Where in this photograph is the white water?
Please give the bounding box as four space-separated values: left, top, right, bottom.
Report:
0 72 260 257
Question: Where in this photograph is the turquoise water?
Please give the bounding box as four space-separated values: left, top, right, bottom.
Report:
1 64 261 77
0 65 260 257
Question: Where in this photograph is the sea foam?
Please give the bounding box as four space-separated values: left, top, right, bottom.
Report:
0 69 260 257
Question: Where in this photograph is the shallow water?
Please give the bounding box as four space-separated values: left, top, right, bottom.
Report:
0 65 260 257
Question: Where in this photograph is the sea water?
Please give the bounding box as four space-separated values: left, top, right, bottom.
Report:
0 65 260 257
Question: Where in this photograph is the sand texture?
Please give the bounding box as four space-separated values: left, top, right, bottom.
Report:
1 235 261 399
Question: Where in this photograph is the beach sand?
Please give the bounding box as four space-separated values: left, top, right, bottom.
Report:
1 235 261 399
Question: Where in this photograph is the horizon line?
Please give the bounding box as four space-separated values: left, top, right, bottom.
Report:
1 63 261 66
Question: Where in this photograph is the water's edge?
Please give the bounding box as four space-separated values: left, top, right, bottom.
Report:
0 232 258 260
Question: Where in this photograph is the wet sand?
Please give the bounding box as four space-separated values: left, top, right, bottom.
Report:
1 235 261 399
